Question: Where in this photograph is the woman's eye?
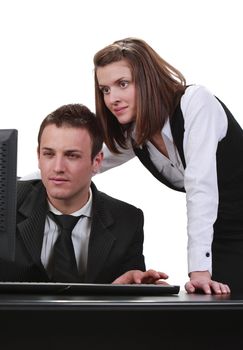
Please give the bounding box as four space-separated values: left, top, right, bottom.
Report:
101 86 110 95
119 80 128 88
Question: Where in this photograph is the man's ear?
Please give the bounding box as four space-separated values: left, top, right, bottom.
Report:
92 151 104 175
37 147 40 169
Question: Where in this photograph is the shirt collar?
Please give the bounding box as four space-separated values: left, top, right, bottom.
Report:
162 118 173 141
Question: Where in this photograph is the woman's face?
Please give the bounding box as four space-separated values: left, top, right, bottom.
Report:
96 59 136 125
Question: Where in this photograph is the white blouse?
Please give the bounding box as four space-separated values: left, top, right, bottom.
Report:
100 85 228 275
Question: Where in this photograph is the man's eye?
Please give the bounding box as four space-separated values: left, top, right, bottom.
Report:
43 152 53 157
67 154 80 159
100 86 110 95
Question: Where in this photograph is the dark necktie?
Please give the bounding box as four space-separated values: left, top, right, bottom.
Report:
48 212 81 283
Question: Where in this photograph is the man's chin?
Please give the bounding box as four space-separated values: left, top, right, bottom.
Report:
47 191 69 201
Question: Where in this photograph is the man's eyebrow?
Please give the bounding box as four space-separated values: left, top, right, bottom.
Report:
40 147 84 155
41 147 53 151
64 149 83 154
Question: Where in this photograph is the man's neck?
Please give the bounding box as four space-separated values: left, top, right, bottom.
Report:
48 190 91 215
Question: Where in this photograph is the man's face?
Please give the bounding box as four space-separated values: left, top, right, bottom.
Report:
38 124 103 212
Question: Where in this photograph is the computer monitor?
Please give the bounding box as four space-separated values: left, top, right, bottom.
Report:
0 129 17 261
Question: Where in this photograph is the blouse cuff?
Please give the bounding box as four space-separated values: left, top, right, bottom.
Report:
188 246 212 275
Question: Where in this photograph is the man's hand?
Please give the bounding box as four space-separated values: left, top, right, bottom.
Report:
185 271 231 294
112 269 169 285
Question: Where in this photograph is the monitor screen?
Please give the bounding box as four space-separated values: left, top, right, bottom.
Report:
0 129 17 261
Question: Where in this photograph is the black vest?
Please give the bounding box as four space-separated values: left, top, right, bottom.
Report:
132 97 243 225
133 99 243 291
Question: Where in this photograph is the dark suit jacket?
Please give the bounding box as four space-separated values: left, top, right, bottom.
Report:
0 180 145 283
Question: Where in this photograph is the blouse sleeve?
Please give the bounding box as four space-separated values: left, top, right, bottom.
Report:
181 85 228 274
99 140 136 173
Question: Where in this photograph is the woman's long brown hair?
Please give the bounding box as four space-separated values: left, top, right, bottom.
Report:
94 37 186 153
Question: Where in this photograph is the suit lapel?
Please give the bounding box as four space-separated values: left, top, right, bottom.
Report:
85 183 116 282
17 182 48 266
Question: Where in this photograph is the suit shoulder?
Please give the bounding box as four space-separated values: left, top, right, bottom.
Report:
17 180 43 205
17 179 41 192
98 190 142 214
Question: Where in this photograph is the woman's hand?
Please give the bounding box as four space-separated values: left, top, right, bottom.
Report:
185 271 231 294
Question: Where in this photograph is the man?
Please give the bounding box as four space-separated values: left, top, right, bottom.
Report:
1 104 167 284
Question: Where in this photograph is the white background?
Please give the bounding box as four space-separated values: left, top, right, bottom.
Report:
1 0 242 289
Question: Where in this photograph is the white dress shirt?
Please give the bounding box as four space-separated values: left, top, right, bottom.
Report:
41 189 92 277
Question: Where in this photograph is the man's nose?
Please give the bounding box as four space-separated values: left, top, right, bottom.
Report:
53 156 65 172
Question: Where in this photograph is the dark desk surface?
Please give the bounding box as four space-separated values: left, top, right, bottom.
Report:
0 290 242 310
1 291 243 350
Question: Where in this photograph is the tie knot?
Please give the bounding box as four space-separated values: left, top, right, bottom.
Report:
49 212 81 232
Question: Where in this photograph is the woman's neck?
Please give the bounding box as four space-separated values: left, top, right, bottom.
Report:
150 132 169 158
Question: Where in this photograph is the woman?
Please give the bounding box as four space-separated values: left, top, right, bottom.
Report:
93 37 243 294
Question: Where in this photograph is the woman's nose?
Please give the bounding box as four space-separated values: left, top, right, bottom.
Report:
109 88 121 104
